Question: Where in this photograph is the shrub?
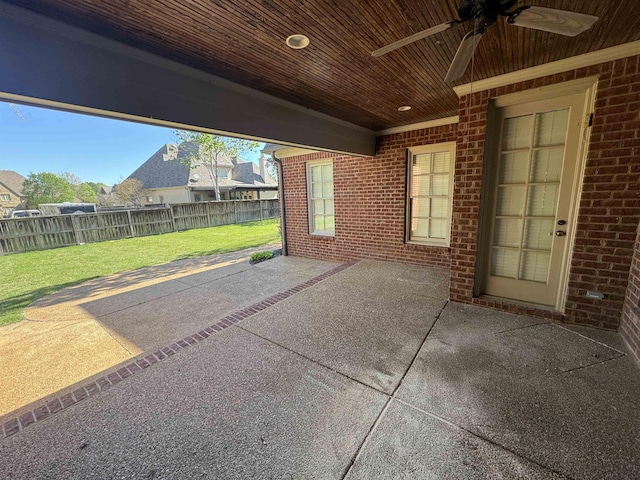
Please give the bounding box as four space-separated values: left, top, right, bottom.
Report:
250 251 274 263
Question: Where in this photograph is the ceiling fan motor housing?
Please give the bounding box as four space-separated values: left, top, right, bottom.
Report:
458 0 519 31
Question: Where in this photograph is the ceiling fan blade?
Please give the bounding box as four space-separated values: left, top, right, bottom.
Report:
445 31 483 83
508 6 598 37
372 21 455 57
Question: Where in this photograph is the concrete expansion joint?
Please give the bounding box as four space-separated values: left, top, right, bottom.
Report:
234 325 381 395
1 260 359 440
341 300 449 480
561 353 626 374
340 396 394 480
392 399 577 480
489 323 627 376
391 300 449 397
340 300 606 480
491 320 554 336
554 324 628 356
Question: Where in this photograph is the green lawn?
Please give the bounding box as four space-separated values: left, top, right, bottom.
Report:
0 219 280 326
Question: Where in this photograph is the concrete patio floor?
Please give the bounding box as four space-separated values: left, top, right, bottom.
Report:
1 257 639 479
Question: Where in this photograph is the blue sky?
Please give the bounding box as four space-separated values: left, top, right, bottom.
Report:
0 102 263 186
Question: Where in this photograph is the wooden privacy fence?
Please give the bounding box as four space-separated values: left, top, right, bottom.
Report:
0 199 279 255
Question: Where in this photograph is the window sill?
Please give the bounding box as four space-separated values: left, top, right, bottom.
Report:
310 232 335 239
406 240 450 248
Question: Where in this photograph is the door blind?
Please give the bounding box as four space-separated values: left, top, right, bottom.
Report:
491 108 569 283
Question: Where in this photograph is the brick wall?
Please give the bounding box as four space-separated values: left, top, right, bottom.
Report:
282 55 640 330
281 124 457 266
0 184 19 216
450 55 640 329
621 223 640 362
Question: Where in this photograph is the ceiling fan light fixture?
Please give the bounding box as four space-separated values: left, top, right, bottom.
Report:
286 34 310 49
398 105 412 112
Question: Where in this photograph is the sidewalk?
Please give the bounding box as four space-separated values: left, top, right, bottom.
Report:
0 243 337 418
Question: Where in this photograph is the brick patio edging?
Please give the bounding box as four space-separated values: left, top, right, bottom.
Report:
2 260 359 439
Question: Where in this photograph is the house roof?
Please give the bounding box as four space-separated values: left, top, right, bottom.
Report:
11 1 640 131
128 142 277 190
0 170 26 196
261 143 283 154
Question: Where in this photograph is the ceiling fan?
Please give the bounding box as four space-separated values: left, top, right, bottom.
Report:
371 0 598 82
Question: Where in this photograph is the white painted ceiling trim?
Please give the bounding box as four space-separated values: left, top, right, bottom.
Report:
454 39 640 97
270 147 320 159
375 116 459 136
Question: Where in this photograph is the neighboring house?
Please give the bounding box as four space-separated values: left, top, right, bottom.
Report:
97 185 117 207
0 170 27 217
126 142 278 204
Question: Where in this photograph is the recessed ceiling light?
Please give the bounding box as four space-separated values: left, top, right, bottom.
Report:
398 105 412 112
286 34 310 49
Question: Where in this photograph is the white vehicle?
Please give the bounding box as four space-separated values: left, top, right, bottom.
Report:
10 210 41 218
38 203 97 216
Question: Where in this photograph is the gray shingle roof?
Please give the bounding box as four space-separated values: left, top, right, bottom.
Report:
0 170 26 196
261 143 284 154
128 142 277 189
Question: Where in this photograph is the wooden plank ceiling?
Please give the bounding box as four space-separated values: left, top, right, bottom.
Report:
6 1 640 130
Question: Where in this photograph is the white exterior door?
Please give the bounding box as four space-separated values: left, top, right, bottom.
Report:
484 93 586 306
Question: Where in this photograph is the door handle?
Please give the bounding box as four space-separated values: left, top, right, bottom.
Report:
556 231 566 236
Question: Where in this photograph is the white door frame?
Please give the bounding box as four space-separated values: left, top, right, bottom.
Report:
476 77 597 311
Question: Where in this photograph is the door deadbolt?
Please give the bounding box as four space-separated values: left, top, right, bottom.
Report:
557 220 566 225
556 231 566 236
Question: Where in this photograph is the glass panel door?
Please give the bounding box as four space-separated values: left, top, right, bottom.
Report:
484 93 586 306
490 109 568 284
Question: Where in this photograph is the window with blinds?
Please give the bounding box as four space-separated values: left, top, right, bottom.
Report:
307 161 334 236
407 143 455 246
490 108 569 283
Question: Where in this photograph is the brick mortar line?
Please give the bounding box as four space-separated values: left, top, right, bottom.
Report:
1 260 359 440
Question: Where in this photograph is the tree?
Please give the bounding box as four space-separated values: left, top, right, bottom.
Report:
173 130 260 201
85 182 111 205
58 172 82 187
22 172 76 207
114 178 147 207
57 172 97 203
261 152 278 181
75 183 98 203
86 182 107 196
98 193 117 207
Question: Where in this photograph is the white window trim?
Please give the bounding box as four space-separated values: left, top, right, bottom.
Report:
306 159 334 237
406 142 456 247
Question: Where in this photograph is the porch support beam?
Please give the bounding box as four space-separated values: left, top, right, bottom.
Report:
0 3 375 156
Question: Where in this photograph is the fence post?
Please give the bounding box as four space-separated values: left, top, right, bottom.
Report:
127 210 136 237
234 200 238 225
207 201 214 228
70 215 82 245
169 206 177 232
260 200 264 222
